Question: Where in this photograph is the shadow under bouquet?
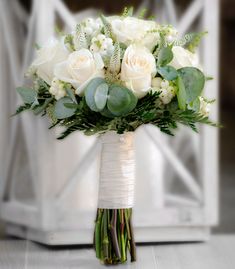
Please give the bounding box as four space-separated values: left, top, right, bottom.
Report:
15 7 217 265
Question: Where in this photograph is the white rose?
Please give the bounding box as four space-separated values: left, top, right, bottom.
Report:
30 38 69 85
54 49 104 95
121 45 156 98
110 17 159 50
169 46 202 70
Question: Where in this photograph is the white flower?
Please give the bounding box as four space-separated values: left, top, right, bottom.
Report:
169 46 201 70
83 18 102 36
199 97 210 116
165 27 178 43
30 38 69 85
49 78 66 100
110 17 159 50
54 49 104 95
90 34 114 57
121 45 156 98
151 77 176 104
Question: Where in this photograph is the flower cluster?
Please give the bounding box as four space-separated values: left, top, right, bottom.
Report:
16 8 216 137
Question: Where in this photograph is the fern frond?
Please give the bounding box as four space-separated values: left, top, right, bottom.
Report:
109 42 121 73
186 31 208 53
64 34 75 51
138 8 147 19
122 7 134 17
100 15 113 39
74 24 88 50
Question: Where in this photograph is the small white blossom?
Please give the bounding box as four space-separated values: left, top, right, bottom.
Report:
90 34 114 57
83 18 102 37
165 27 178 43
49 78 66 100
199 97 210 116
151 77 176 104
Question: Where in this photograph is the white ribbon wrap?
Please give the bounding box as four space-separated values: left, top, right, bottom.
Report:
98 131 135 209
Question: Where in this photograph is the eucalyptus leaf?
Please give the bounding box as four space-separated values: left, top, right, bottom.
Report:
65 88 77 103
157 47 173 67
107 85 137 116
63 103 80 109
189 97 200 112
54 97 76 119
16 87 37 104
33 97 53 115
158 65 178 81
85 77 106 112
176 76 186 110
94 83 109 111
178 67 205 103
100 106 116 118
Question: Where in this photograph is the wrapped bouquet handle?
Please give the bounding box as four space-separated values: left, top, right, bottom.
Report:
94 132 136 264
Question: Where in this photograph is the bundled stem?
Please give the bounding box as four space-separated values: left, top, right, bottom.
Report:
94 208 136 265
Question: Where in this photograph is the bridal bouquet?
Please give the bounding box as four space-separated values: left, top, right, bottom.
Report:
15 7 217 265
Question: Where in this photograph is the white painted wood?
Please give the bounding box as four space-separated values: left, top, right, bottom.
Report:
0 0 219 245
201 0 220 226
0 236 235 268
178 0 203 36
144 125 202 201
5 223 210 245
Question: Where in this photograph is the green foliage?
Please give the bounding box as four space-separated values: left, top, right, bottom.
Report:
138 8 147 19
176 76 186 110
158 66 178 81
178 67 205 103
85 78 106 112
107 85 137 116
186 31 208 53
54 97 76 119
157 47 173 67
122 7 134 17
13 103 31 116
100 15 114 40
189 97 200 112
64 34 75 51
109 42 121 73
74 24 88 50
94 83 109 111
33 97 53 115
16 87 37 104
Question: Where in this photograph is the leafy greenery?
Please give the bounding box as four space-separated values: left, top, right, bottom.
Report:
107 85 137 116
16 87 37 104
54 97 76 119
178 67 205 103
157 46 173 67
122 7 134 17
157 66 178 81
186 31 208 53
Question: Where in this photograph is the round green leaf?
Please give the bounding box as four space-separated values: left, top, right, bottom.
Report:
54 97 76 119
107 85 137 116
85 77 106 112
158 65 178 81
157 47 173 67
100 106 116 118
178 67 205 103
16 87 37 104
94 83 109 111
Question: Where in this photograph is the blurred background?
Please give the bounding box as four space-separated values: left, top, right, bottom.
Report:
0 0 234 241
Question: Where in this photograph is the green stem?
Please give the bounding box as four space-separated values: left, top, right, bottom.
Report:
94 208 136 265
